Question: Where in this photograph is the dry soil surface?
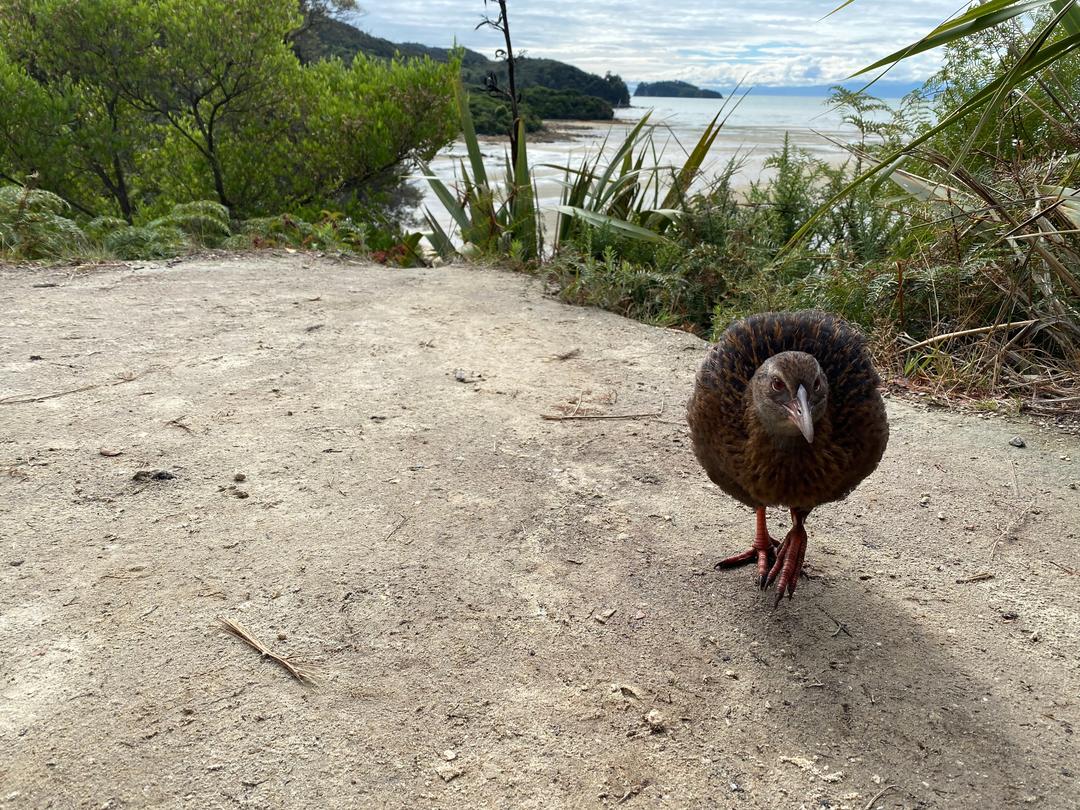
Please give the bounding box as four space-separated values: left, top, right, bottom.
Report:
1 255 1078 810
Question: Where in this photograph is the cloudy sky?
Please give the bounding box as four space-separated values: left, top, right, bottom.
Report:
347 1 962 88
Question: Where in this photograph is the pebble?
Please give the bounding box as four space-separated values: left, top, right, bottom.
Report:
1009 436 1026 448
233 472 247 482
644 709 667 732
443 749 457 761
723 669 738 680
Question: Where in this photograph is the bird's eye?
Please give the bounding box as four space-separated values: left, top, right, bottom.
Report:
771 377 785 392
814 378 822 392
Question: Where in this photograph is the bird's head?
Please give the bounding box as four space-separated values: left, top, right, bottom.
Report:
750 351 828 444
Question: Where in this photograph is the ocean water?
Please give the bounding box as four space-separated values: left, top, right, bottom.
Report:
418 94 889 244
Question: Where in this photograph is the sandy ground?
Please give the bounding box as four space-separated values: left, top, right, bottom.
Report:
1 254 1078 810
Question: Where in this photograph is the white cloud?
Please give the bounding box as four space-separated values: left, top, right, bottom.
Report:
352 0 963 87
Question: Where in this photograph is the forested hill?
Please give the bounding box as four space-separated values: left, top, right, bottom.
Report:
292 14 490 68
634 80 722 99
292 13 630 133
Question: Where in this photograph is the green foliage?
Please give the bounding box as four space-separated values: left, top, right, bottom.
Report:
103 224 187 260
545 101 911 339
423 84 541 262
521 86 614 120
84 216 127 243
0 0 459 228
0 184 87 259
0 0 159 222
467 92 543 136
291 11 489 67
463 58 630 107
150 201 231 246
226 210 425 265
466 86 614 136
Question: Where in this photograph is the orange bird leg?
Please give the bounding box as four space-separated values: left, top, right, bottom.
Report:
765 509 810 606
715 507 778 587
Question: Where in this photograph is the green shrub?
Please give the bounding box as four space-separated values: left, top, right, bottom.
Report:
468 92 543 136
0 185 87 259
150 200 231 246
103 224 187 259
84 216 128 243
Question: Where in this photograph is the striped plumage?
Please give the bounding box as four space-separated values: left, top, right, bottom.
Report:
687 310 888 603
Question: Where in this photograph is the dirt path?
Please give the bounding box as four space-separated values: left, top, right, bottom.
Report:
2 255 1078 809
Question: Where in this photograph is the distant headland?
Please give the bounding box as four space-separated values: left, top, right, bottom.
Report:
634 80 723 99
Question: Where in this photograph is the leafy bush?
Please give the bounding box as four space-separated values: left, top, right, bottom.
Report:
0 0 459 223
468 93 543 136
103 224 187 260
149 201 231 246
0 185 87 259
520 86 613 121
84 216 127 243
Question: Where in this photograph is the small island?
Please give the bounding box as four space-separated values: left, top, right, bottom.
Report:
634 80 723 99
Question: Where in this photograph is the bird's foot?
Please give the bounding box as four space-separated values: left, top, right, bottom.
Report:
715 533 779 587
763 524 808 606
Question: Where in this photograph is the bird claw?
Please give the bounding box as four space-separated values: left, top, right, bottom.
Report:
763 525 808 606
716 535 778 586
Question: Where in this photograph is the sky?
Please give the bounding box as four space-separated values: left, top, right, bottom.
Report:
345 0 965 89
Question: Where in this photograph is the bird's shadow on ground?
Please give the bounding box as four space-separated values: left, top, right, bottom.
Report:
686 562 1031 807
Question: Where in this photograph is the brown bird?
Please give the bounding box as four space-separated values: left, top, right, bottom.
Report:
687 310 888 605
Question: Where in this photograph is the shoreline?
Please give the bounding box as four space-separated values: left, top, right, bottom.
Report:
422 99 863 239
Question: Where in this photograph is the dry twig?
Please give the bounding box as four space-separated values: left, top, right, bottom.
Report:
902 320 1039 353
863 783 900 810
0 370 147 405
384 514 409 541
956 572 995 584
542 396 665 421
219 617 320 685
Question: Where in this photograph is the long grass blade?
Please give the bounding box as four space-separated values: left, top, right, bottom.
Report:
456 81 488 187
556 205 667 242
855 0 1056 74
423 207 457 259
419 160 472 234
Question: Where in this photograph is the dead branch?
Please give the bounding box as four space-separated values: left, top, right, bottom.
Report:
0 370 147 405
219 617 320 685
542 397 665 421
863 784 900 810
902 320 1039 353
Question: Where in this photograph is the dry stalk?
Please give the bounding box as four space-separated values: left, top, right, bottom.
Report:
219 617 321 685
863 784 900 810
0 369 147 405
542 396 666 421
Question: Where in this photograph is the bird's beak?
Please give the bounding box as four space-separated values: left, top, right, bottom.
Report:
786 384 814 443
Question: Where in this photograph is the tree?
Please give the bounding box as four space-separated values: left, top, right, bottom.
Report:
0 0 158 220
477 0 523 164
0 0 459 223
289 0 362 43
120 0 301 212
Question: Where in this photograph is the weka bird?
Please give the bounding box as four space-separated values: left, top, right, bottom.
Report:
687 310 888 605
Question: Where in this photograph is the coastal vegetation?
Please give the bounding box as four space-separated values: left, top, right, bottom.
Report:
424 0 1080 411
2 0 1077 409
634 80 723 99
291 10 627 135
0 0 457 261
